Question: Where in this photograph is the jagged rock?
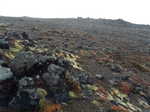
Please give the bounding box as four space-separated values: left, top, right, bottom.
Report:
57 58 70 68
10 51 50 78
109 64 123 73
47 64 65 76
75 71 89 84
132 84 144 94
10 51 35 77
54 49 82 70
54 90 69 103
21 32 29 39
42 72 60 88
67 69 89 84
19 77 34 89
42 64 65 87
9 77 40 111
5 32 22 40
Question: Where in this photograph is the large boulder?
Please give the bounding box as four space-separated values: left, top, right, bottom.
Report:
109 63 123 73
10 51 50 78
9 77 40 111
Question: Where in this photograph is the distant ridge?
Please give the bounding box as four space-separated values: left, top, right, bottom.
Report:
0 16 149 26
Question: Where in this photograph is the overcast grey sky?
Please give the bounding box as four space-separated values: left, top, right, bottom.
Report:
0 0 150 24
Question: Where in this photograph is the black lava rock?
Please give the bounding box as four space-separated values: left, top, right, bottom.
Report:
0 39 9 49
10 51 50 78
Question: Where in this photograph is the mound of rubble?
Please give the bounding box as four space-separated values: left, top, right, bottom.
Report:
0 31 150 112
0 31 90 112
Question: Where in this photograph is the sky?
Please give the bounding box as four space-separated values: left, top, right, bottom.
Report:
0 0 150 25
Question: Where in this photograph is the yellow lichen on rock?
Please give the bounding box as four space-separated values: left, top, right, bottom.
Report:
54 50 83 70
37 88 48 112
1 40 24 60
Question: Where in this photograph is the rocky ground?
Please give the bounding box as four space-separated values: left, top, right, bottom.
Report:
0 16 150 112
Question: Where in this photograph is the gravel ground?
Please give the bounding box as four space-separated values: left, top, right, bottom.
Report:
0 16 150 112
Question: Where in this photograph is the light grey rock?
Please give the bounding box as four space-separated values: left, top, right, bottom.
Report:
95 74 104 80
0 65 13 81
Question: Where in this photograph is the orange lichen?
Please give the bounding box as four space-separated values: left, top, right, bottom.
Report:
96 86 108 101
44 104 61 112
96 57 113 63
119 81 133 94
111 105 128 112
